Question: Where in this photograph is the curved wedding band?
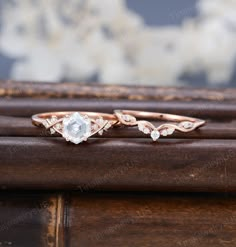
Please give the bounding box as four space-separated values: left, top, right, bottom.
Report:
32 111 118 144
114 110 206 141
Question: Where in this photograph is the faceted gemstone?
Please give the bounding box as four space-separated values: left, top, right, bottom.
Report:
138 122 145 132
167 127 175 135
122 114 136 123
98 130 104 136
50 116 58 123
96 117 104 126
181 121 193 129
62 112 91 144
55 123 62 130
92 124 99 131
50 128 56 134
121 115 129 122
161 129 168 136
143 127 150 134
151 130 160 141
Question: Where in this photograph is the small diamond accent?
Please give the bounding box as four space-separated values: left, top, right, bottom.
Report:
96 117 104 126
167 127 175 135
50 128 56 134
138 123 150 134
143 127 150 134
181 121 193 129
50 116 58 123
104 121 112 131
138 123 145 132
92 124 99 131
122 115 131 122
161 129 168 136
122 114 136 123
151 130 160 141
98 130 104 135
55 123 62 130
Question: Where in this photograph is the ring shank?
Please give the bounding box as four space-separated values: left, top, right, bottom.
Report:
32 111 117 127
116 110 203 123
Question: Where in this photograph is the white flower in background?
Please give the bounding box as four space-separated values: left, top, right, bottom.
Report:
0 0 236 85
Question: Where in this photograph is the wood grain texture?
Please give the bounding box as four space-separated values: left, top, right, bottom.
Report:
0 194 64 247
1 81 236 247
0 137 235 192
1 80 236 102
67 193 236 247
0 81 236 102
0 193 235 247
0 98 236 119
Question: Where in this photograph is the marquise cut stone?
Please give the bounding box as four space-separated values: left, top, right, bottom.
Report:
62 112 91 144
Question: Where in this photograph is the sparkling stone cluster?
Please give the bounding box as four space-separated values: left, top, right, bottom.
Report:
138 122 175 141
43 116 62 134
92 117 112 136
43 112 113 144
160 127 175 137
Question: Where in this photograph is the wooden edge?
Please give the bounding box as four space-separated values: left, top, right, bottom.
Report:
43 194 65 247
0 137 236 192
0 98 236 119
1 80 236 102
56 195 65 247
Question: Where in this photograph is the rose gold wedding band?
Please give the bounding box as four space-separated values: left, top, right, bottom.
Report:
32 111 118 144
114 110 205 141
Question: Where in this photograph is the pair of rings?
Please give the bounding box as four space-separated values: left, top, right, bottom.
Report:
32 110 205 144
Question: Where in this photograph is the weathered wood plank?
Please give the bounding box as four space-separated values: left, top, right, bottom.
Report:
1 80 236 102
0 193 235 247
0 137 235 191
0 98 235 119
0 194 64 247
68 193 236 247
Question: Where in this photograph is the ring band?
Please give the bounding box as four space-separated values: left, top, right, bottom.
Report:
32 111 118 144
114 110 206 141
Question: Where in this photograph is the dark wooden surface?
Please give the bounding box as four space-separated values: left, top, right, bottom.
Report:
67 193 236 247
0 194 64 247
0 137 235 192
0 98 236 119
0 81 236 246
0 193 236 247
1 80 236 102
0 81 235 192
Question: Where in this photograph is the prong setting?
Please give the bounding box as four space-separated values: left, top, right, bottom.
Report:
62 112 91 144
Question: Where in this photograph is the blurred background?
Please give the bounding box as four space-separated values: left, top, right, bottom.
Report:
0 0 235 87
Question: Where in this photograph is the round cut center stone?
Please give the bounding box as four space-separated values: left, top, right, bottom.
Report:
62 112 91 144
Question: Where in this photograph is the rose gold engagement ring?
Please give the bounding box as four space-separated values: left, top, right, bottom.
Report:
32 111 118 144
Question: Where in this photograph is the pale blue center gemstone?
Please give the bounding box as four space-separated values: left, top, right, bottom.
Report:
62 112 91 144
